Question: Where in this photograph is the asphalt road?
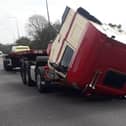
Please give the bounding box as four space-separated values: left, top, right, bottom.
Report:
1 57 126 126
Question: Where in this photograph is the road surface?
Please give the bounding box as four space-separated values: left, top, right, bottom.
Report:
0 57 126 126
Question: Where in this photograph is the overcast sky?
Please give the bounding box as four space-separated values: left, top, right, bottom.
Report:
0 0 126 44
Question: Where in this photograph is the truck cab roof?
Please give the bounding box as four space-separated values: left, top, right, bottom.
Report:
76 6 126 45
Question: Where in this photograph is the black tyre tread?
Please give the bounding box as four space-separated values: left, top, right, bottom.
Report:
36 67 49 93
3 61 12 71
20 59 27 84
25 61 34 86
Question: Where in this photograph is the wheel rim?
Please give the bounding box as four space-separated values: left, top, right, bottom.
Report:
41 81 45 85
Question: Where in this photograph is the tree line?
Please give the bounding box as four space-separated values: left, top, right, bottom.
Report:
0 14 61 53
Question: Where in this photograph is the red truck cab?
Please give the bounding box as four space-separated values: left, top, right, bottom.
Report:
47 7 126 96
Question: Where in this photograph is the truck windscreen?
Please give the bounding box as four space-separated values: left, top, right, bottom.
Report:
60 46 74 73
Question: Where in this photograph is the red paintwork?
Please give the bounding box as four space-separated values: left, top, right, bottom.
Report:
7 49 47 61
66 23 126 96
43 66 50 80
46 43 52 56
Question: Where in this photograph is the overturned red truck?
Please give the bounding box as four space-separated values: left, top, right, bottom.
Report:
20 6 126 97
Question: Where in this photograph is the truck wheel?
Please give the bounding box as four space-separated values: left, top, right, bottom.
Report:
21 69 27 84
3 61 12 71
4 66 12 71
20 60 27 85
20 60 33 86
36 68 49 93
25 62 33 86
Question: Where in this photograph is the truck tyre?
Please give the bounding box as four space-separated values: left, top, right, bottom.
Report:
36 67 49 93
20 59 27 85
25 61 33 86
20 59 34 86
3 61 12 71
